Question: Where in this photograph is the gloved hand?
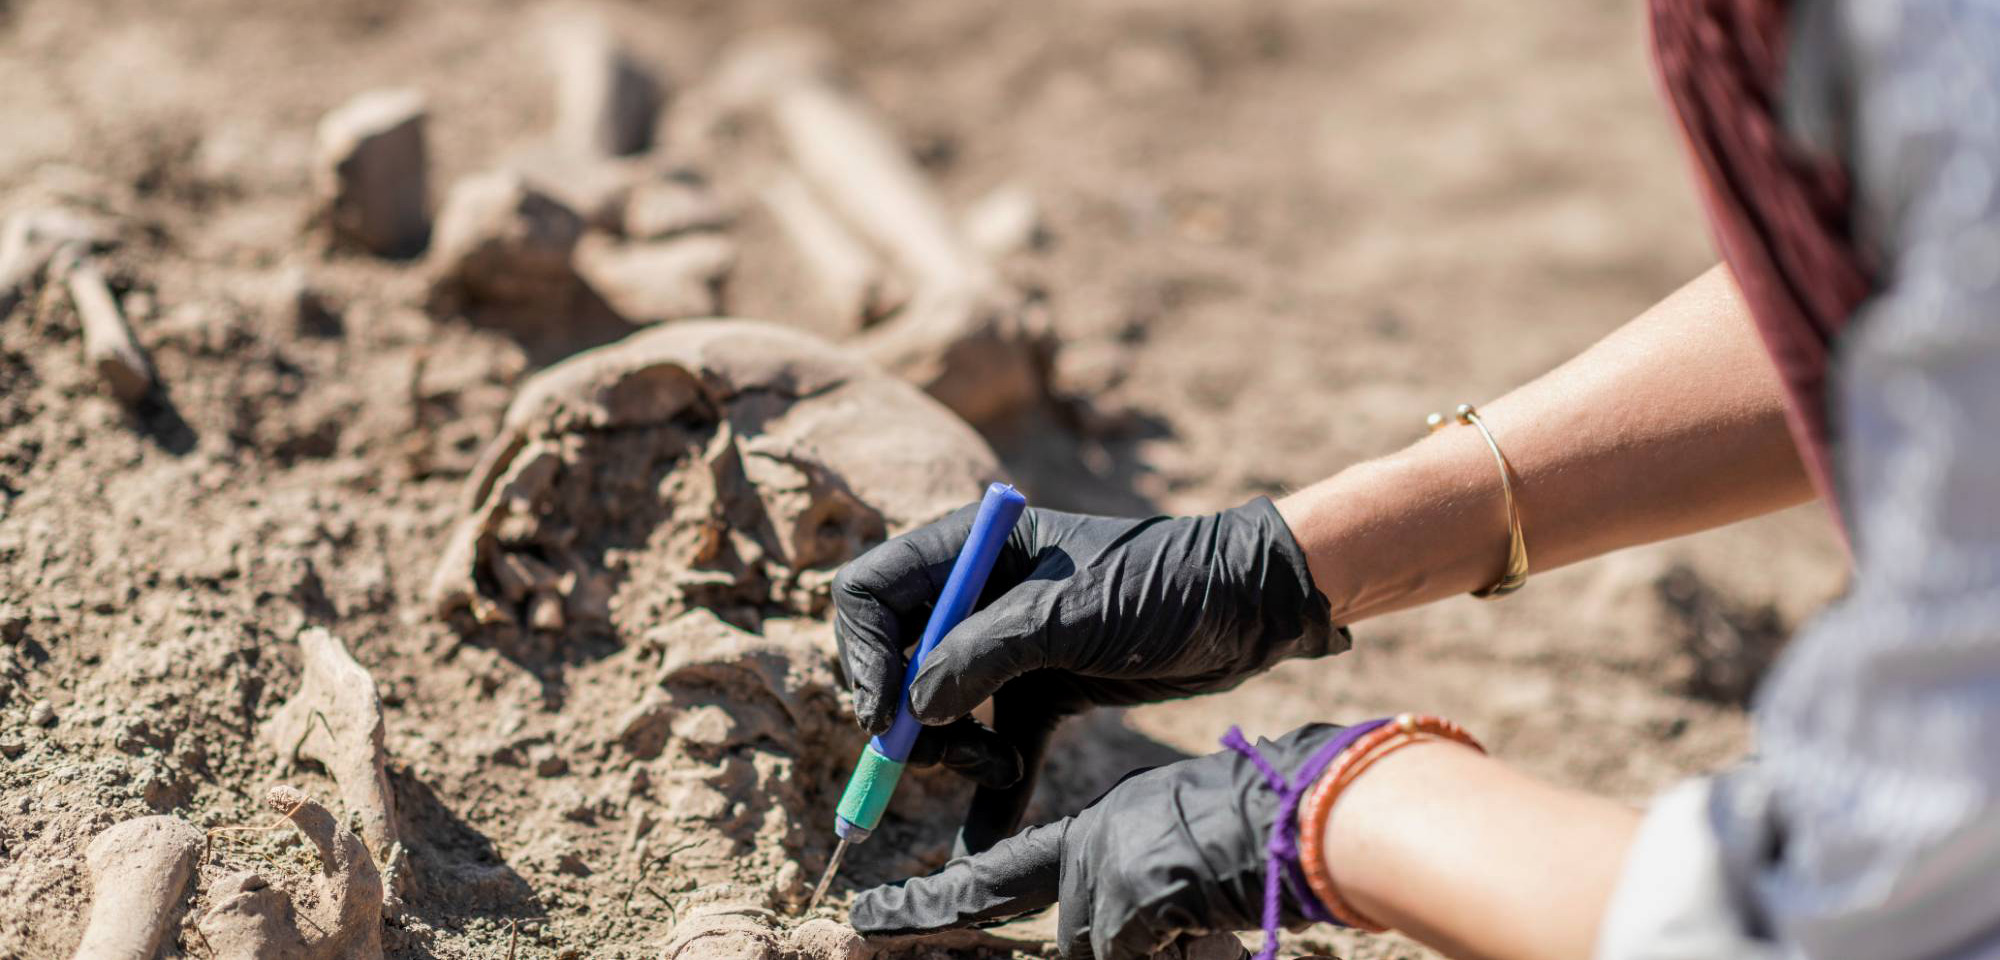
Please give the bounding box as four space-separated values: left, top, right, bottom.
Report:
834 497 1347 852
850 724 1350 960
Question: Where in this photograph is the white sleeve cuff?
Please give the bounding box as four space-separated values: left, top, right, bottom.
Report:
1595 779 1776 960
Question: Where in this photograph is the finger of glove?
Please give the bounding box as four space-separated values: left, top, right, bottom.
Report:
849 819 1066 936
906 717 1024 789
833 507 979 734
908 579 1063 725
956 694 1063 856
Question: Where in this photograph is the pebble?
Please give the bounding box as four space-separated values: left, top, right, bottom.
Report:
28 699 55 728
531 744 570 778
0 603 25 644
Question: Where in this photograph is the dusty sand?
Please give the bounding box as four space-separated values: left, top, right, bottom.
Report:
0 0 1845 958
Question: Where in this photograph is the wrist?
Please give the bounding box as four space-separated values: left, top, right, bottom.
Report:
1276 426 1513 623
1296 714 1487 932
1229 496 1347 657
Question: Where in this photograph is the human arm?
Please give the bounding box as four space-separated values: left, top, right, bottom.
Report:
833 263 1812 851
1280 262 1813 624
1321 741 1637 960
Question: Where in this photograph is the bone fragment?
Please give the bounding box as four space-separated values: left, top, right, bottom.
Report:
574 231 735 323
195 786 384 960
427 170 584 309
547 11 663 157
624 177 733 240
762 69 993 293
0 209 112 316
961 182 1046 259
67 261 155 405
760 171 901 330
503 145 648 231
315 88 429 258
260 627 399 865
719 36 1050 423
72 816 202 960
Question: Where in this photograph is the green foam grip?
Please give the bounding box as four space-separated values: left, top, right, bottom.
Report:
835 743 906 831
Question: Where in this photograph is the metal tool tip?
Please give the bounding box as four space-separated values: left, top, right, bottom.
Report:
805 838 849 913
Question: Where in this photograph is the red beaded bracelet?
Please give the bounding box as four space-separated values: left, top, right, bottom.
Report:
1296 713 1486 932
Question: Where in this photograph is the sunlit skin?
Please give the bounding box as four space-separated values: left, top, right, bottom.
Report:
1276 264 1816 959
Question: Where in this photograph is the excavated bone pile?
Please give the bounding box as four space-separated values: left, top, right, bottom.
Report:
429 318 1000 658
418 320 1008 952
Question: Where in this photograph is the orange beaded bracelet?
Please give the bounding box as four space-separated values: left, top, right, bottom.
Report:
1296 713 1486 932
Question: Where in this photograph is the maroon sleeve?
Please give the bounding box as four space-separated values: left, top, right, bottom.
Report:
1648 0 1874 539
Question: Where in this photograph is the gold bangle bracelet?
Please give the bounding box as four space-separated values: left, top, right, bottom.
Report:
1426 403 1528 598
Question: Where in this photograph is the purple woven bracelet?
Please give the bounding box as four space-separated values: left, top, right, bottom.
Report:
1221 719 1391 960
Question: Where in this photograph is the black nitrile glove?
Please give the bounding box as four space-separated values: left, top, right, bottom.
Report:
834 497 1348 852
851 724 1349 960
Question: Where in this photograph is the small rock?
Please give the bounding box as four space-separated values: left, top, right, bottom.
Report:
0 604 25 644
427 171 584 308
531 745 569 778
315 88 430 258
786 918 869 960
961 182 1047 258
112 716 167 755
624 765 651 797
1177 932 1249 960
770 860 803 904
669 704 736 749
556 848 591 876
529 592 566 633
573 232 733 323
29 699 55 728
278 267 342 337
548 13 663 157
487 551 556 603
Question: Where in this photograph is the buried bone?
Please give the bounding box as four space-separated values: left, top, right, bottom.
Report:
0 208 113 316
714 36 1051 425
260 627 399 865
72 815 202 960
67 260 155 405
761 171 903 331
425 320 1006 950
574 230 735 323
196 786 384 960
546 10 663 158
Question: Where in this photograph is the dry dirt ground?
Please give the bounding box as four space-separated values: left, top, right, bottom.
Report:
0 0 1846 958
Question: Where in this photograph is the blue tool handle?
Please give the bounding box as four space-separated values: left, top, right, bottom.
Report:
872 482 1027 763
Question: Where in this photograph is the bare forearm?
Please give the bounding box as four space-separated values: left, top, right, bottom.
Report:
1322 742 1640 960
1279 264 1811 623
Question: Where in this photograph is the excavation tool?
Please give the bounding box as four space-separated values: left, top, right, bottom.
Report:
807 481 1029 911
